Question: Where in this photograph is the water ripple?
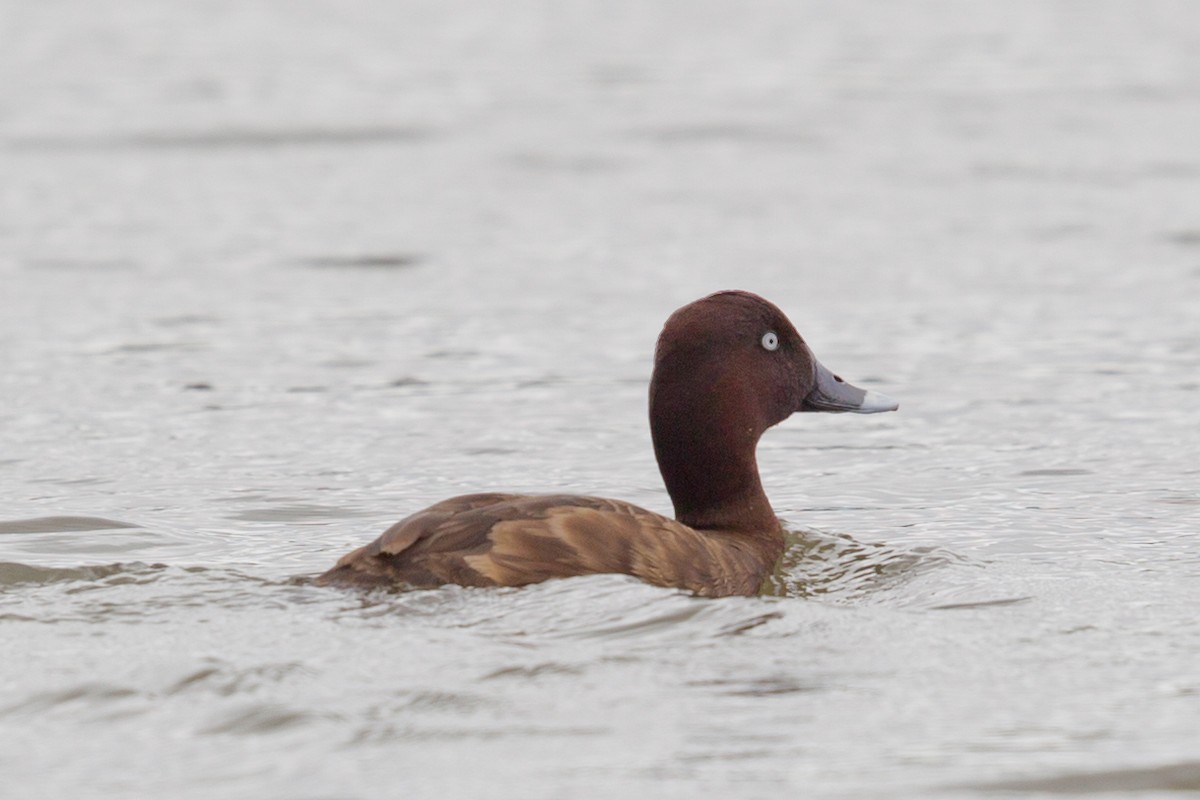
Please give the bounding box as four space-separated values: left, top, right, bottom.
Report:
963 760 1200 793
761 528 958 602
0 561 164 589
200 704 318 735
0 517 139 535
7 126 435 152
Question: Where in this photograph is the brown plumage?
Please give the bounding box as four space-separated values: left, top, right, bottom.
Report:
318 493 779 598
316 291 898 597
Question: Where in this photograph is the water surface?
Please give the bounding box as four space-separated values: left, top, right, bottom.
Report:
3 2 1199 798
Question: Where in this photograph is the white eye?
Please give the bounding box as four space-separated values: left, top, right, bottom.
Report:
761 331 779 351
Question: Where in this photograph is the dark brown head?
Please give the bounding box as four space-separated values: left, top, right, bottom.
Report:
648 290 897 531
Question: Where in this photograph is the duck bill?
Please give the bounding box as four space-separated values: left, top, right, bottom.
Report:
801 360 898 414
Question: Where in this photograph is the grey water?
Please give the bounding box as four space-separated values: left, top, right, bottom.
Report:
3 2 1200 798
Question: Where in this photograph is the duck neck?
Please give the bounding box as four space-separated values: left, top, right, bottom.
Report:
649 379 781 535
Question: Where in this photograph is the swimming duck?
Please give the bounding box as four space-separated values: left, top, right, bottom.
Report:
317 290 897 597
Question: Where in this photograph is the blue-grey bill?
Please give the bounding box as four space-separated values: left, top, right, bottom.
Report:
802 360 899 414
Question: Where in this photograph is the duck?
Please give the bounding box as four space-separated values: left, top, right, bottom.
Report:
316 290 897 598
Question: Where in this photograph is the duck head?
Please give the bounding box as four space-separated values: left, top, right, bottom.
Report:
648 290 897 531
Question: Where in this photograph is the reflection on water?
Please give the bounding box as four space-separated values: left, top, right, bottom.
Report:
964 760 1200 794
0 560 147 588
760 528 955 601
0 516 139 534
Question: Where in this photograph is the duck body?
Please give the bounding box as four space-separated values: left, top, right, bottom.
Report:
317 290 897 597
317 493 781 597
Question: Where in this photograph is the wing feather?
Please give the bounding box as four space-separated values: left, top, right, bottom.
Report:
316 493 774 595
